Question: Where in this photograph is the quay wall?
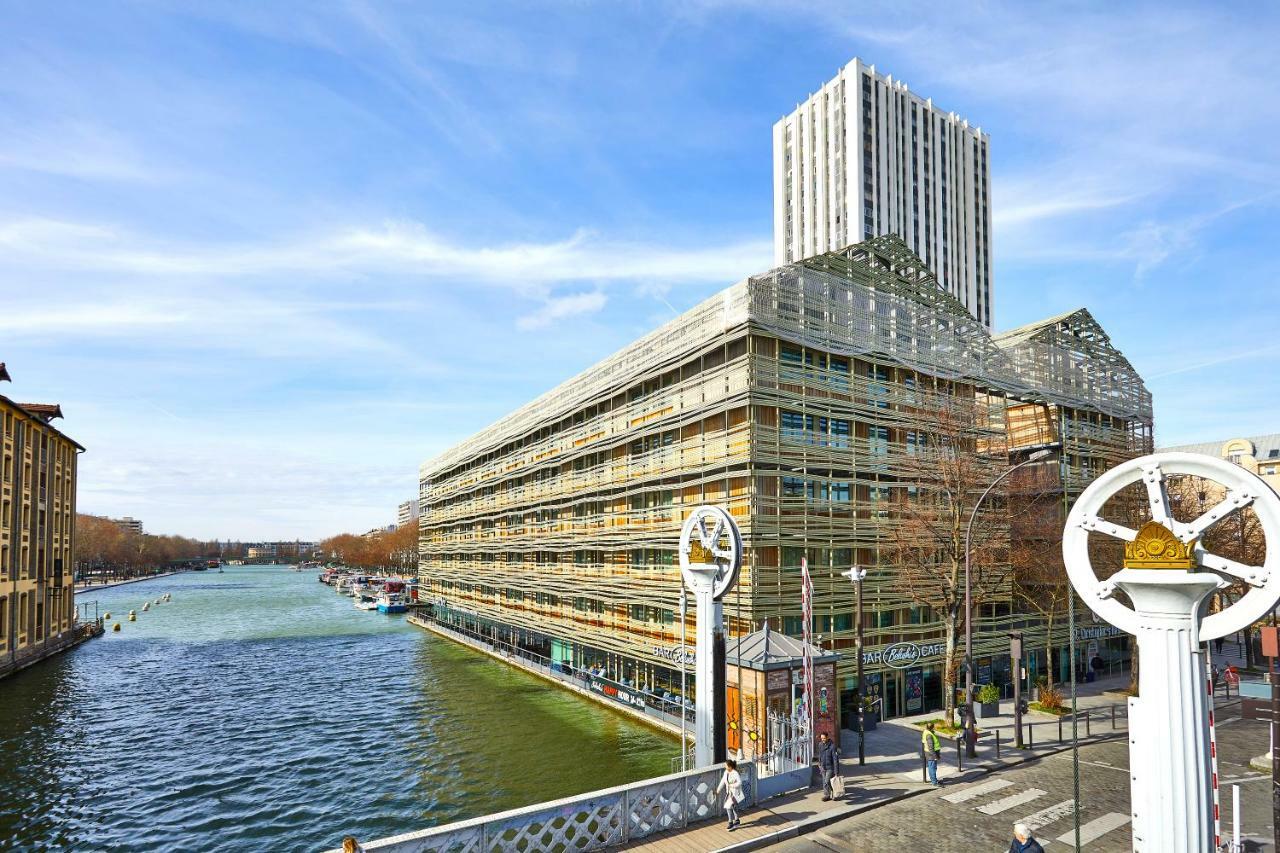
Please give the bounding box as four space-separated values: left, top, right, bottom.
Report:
0 619 103 681
407 614 686 739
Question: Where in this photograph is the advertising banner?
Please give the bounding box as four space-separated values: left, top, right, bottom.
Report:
905 667 923 713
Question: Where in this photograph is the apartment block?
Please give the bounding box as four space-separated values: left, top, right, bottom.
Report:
1 363 84 677
774 58 993 326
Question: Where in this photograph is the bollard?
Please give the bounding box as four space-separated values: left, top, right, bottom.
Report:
920 747 928 782
1086 711 1091 737
996 729 1001 758
1112 704 1117 729
1028 722 1034 747
1058 716 1063 743
956 735 964 771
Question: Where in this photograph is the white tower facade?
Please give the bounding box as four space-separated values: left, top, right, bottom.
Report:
773 58 994 327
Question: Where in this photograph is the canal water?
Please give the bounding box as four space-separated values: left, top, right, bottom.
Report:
0 566 676 852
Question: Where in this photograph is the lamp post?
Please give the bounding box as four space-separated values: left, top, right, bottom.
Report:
963 447 1053 757
842 565 868 764
679 586 688 771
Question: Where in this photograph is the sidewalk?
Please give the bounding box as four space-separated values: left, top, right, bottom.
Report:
75 571 179 594
618 702 1133 852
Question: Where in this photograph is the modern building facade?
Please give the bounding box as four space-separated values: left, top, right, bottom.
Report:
398 499 420 529
418 236 1151 722
1159 433 1280 492
113 516 143 535
773 58 993 327
1 365 84 677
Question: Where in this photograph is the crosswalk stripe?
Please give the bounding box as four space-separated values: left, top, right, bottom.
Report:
942 779 1012 803
977 788 1046 815
1055 811 1131 846
1019 799 1077 830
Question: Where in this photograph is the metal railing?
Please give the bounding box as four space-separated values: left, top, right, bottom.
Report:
331 761 756 853
760 709 812 777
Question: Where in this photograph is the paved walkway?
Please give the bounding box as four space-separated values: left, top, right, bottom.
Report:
617 694 1139 852
75 571 180 593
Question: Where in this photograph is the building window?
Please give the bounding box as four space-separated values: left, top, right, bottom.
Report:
1229 452 1243 465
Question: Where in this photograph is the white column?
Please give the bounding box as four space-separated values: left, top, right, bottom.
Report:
1112 569 1219 852
693 585 718 768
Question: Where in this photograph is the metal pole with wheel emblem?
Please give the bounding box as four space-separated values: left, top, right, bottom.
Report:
679 505 742 769
1063 452 1280 852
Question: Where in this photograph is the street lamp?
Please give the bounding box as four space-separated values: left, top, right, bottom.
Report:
841 565 868 765
963 447 1054 757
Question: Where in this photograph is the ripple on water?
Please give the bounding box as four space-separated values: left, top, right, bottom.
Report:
0 567 675 852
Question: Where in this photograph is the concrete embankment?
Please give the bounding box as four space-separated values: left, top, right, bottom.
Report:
75 571 180 594
407 614 686 739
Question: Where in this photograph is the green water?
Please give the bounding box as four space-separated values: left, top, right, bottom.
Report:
0 565 676 852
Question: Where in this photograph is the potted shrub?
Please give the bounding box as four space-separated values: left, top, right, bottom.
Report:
974 683 1001 719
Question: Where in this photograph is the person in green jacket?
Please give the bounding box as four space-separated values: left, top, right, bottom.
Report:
922 722 942 786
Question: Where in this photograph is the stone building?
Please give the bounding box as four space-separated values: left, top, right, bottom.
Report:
1 362 85 678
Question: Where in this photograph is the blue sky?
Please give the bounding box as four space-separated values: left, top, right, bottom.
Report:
1 1 1277 540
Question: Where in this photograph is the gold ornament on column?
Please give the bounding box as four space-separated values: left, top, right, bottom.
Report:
1123 521 1198 570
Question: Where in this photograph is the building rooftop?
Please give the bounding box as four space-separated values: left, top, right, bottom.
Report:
1160 433 1280 461
725 625 838 671
19 403 64 422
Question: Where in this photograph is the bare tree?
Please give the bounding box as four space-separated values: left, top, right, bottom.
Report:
888 387 1012 727
1010 481 1072 689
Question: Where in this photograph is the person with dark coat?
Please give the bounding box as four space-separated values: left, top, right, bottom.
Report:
1009 822 1045 853
817 732 840 800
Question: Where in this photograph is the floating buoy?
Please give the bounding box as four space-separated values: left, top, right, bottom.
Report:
154 599 161 606
103 611 110 619
128 610 136 621
141 603 150 612
112 622 121 632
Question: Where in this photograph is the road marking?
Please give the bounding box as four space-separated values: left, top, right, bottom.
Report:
1216 716 1242 727
942 779 1012 803
1019 799 1077 830
1055 811 1130 846
1050 754 1129 772
977 787 1046 815
1220 773 1271 783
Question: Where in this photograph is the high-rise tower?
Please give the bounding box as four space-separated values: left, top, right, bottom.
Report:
774 58 993 326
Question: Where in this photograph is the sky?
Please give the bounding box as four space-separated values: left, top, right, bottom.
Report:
1 1 1277 541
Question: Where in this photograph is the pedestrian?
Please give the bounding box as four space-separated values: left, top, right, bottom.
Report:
1090 653 1104 679
1214 636 1225 655
717 758 746 831
817 731 841 800
1008 822 1045 853
922 722 942 786
341 837 366 853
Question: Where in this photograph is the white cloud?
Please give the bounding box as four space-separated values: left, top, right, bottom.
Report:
517 291 607 330
0 216 771 288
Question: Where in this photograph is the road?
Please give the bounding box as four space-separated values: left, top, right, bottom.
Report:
771 703 1275 852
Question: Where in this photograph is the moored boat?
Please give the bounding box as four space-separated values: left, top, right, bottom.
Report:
376 592 408 614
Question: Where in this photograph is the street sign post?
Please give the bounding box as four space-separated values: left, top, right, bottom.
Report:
678 505 742 769
1063 452 1280 852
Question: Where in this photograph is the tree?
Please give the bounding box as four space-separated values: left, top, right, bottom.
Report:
888 387 1012 727
1009 475 1072 690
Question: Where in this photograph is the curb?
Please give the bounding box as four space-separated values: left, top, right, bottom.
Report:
711 732 1127 852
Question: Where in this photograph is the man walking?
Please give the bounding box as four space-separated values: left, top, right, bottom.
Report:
922 722 942 786
1008 822 1045 852
817 732 840 800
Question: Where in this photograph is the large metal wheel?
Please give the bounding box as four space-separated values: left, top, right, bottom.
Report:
678 505 742 600
1063 451 1280 640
